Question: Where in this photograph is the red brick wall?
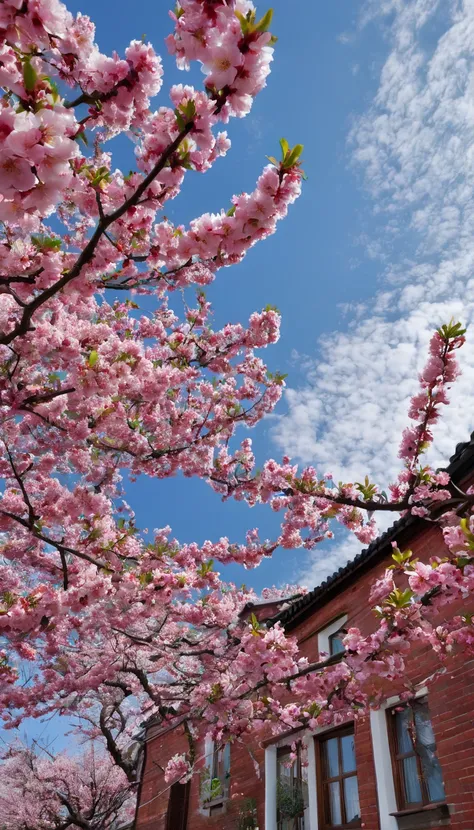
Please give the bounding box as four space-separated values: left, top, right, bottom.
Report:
285 521 474 830
137 495 474 829
136 720 266 830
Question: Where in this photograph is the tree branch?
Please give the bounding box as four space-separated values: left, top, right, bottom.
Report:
0 121 194 346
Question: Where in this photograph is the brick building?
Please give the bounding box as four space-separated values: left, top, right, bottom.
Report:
135 431 474 830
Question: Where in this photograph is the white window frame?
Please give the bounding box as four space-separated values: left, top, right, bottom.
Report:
200 736 230 816
265 721 350 830
317 614 347 658
370 685 429 830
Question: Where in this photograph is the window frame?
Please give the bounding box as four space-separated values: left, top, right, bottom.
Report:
276 743 307 830
387 698 445 813
201 740 230 814
328 629 345 656
317 614 348 660
315 724 361 830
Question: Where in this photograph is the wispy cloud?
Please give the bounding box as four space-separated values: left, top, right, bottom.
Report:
272 0 474 587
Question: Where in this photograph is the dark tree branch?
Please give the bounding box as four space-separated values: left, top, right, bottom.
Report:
20 387 75 407
0 509 108 571
3 443 37 529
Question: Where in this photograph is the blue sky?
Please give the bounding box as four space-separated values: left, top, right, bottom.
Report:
60 0 474 592
60 0 383 594
12 0 474 755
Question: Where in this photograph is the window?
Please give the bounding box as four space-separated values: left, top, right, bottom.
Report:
388 698 445 811
317 615 347 659
277 744 308 830
316 727 361 829
201 742 230 814
328 630 345 656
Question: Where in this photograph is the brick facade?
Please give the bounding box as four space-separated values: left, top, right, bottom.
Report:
135 435 474 830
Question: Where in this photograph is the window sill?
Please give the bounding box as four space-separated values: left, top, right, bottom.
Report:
389 803 451 830
201 796 228 816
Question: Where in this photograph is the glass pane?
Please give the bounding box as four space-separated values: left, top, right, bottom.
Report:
324 738 339 777
343 776 360 823
213 747 224 780
330 635 345 655
424 759 446 803
402 756 422 804
328 781 342 825
278 752 292 782
414 706 445 802
341 734 356 773
395 708 414 754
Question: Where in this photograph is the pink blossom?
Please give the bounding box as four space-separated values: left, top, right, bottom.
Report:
203 41 243 89
165 753 192 784
0 153 36 193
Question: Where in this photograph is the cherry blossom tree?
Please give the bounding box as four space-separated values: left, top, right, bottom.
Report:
0 0 473 819
0 743 135 829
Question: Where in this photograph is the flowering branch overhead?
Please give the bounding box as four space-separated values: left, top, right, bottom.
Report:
0 0 473 825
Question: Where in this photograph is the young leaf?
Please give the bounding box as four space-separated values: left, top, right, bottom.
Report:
255 8 274 32
23 59 37 92
285 144 304 168
75 131 88 147
279 138 289 159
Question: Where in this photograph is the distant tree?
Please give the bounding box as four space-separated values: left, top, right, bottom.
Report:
0 744 134 829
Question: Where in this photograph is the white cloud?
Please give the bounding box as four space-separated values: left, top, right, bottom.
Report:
273 0 474 588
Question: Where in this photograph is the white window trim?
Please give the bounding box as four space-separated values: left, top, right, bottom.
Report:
200 737 230 816
265 721 345 830
265 684 430 830
370 685 428 830
317 614 347 658
265 744 278 830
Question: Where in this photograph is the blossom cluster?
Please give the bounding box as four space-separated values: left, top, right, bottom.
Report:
167 0 275 119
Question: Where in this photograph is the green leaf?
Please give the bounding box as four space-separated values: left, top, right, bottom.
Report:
387 587 414 608
88 350 99 368
255 8 274 32
31 234 61 252
266 155 279 166
279 137 289 159
75 130 88 147
285 143 304 168
226 205 236 217
456 556 473 569
437 319 466 340
235 9 251 33
23 59 37 92
48 78 60 102
86 528 101 542
268 371 288 386
182 98 196 120
197 559 214 578
249 612 261 635
174 108 186 131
